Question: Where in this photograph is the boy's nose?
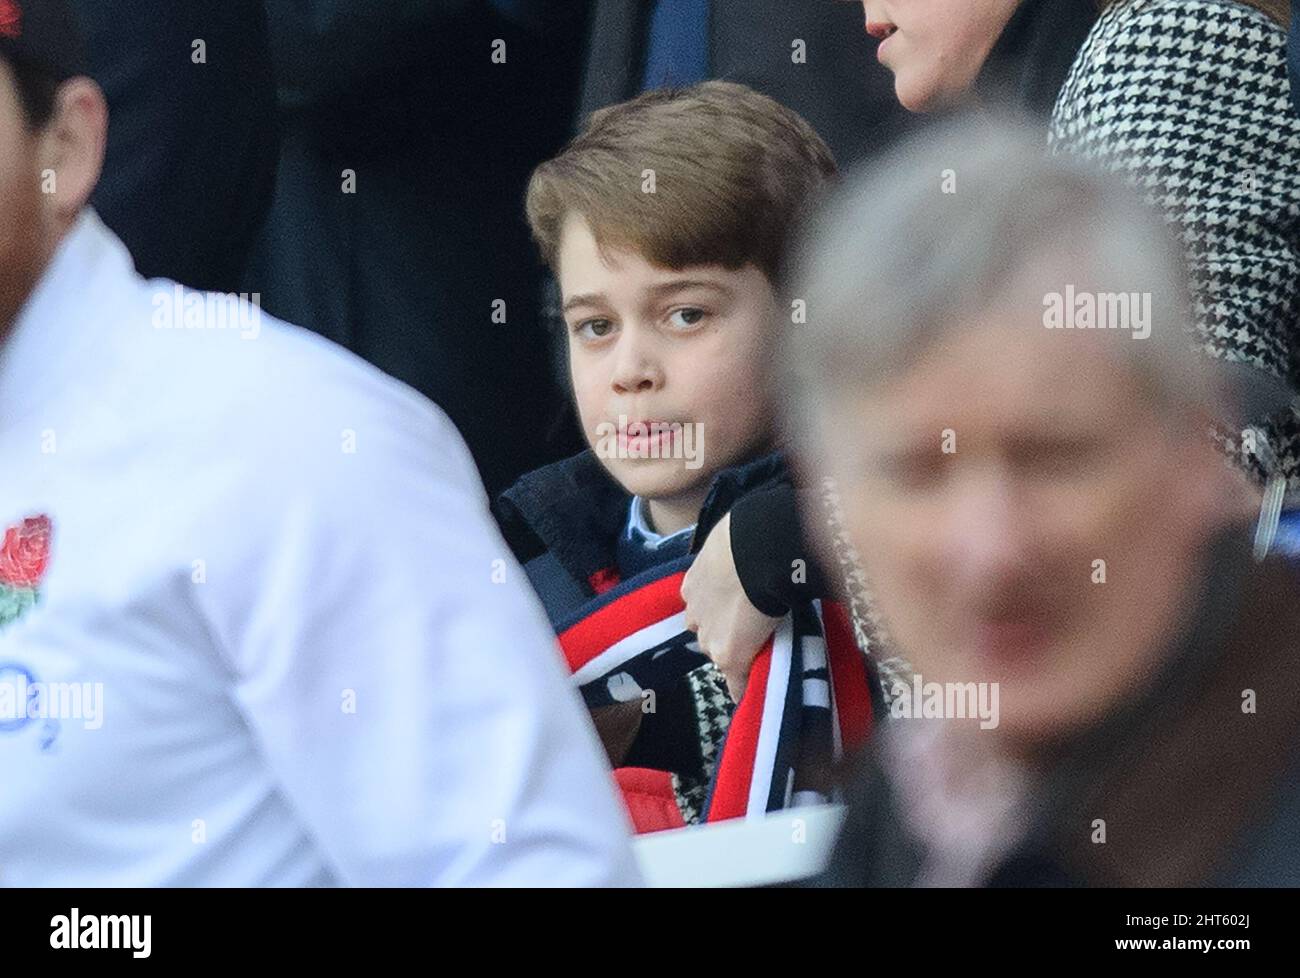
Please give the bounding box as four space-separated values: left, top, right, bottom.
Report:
609 338 664 393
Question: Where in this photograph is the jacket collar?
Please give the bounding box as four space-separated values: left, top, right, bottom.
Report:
497 447 789 588
0 210 135 435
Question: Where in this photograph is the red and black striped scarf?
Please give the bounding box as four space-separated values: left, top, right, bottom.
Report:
557 554 875 828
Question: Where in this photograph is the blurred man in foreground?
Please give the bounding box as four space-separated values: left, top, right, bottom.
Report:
0 1 637 887
784 119 1300 887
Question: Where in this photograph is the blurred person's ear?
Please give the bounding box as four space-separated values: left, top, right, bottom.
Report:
1207 431 1267 525
1211 361 1297 521
35 76 106 235
1173 385 1266 527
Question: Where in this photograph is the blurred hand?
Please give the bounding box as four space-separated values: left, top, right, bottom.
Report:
681 512 782 702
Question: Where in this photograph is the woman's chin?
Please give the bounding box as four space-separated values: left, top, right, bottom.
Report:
895 74 964 115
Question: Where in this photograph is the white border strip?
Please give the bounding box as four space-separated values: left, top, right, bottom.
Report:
746 615 793 820
570 612 688 687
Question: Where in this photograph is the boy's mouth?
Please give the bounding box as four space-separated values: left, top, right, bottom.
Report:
619 418 676 433
617 418 680 453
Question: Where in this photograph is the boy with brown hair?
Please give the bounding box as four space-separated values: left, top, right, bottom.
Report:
495 81 877 830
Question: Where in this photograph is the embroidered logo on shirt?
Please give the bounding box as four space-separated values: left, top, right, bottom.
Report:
0 515 61 750
0 514 52 631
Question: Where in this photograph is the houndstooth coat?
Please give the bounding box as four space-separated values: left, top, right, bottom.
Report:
1048 0 1300 487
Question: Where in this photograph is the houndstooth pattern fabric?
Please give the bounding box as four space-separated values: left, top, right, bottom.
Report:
1048 0 1300 487
672 661 734 824
814 476 912 707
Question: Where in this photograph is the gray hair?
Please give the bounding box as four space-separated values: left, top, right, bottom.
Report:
777 115 1218 462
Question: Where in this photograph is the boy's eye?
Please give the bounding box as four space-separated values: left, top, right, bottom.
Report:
668 307 706 330
575 318 615 340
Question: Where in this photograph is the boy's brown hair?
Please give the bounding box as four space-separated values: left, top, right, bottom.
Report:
525 81 838 285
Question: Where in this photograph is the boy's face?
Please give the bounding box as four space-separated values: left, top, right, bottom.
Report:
822 312 1233 753
855 0 1020 112
557 213 775 509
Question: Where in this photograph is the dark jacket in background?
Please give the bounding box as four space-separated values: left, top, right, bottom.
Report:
578 0 915 172
1289 0 1300 116
74 1 278 293
243 1 590 495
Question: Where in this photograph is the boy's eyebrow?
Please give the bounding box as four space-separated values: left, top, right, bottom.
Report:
561 279 735 314
562 292 607 313
644 279 735 302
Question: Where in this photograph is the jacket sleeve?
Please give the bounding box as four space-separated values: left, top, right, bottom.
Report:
728 483 833 616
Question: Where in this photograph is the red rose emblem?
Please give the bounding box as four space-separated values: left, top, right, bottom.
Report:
0 1 21 40
0 515 52 588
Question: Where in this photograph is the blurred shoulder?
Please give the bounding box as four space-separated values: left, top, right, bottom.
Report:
1089 0 1284 39
1058 0 1286 89
1051 0 1293 143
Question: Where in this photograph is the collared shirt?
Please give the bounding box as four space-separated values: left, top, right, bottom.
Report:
0 212 639 887
879 718 1036 888
616 495 695 580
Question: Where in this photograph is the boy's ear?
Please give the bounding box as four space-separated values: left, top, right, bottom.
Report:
36 76 107 231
